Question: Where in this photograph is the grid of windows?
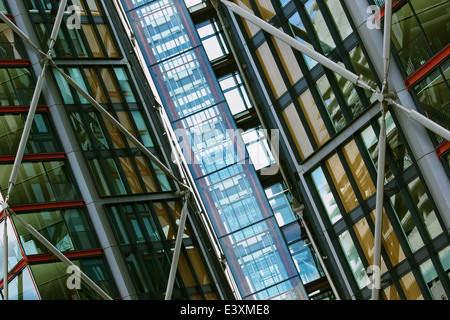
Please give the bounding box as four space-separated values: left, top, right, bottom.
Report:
228 0 450 300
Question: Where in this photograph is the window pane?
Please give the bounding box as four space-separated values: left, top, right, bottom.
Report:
311 166 342 224
82 24 104 57
338 230 368 289
256 42 287 99
115 68 137 103
84 68 107 103
325 153 358 212
342 140 376 200
408 177 443 240
390 191 424 252
399 271 424 300
135 156 158 193
97 24 119 58
298 90 330 147
316 75 345 131
119 157 143 194
282 103 314 160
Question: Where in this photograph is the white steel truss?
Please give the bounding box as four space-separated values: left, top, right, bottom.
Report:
0 0 193 300
220 0 450 301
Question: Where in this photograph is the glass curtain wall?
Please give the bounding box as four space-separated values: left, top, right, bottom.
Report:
227 0 450 299
122 0 306 300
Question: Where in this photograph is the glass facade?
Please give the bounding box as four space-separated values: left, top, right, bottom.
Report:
1 0 229 300
122 0 316 300
225 0 450 300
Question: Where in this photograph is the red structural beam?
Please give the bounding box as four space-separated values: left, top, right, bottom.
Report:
405 44 449 90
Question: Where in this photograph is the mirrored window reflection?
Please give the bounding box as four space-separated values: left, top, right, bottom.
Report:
30 259 115 300
413 59 450 142
368 210 406 267
0 161 79 205
323 0 352 41
304 0 336 55
390 191 424 252
419 258 448 300
407 177 443 241
0 68 35 107
338 230 369 289
316 75 345 132
288 12 317 69
311 166 342 224
13 209 97 255
271 34 303 85
289 240 324 285
0 266 40 300
0 114 59 155
0 217 23 279
342 140 376 200
325 153 358 213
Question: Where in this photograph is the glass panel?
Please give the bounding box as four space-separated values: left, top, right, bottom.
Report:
0 68 34 106
138 204 160 242
100 68 121 103
219 72 252 115
272 35 303 85
186 246 211 285
311 166 342 224
407 177 443 240
88 159 111 196
97 24 119 58
384 112 412 172
119 157 143 194
153 202 176 240
0 161 78 205
14 210 74 255
411 0 450 56
399 271 424 300
167 201 191 238
265 183 296 227
342 140 376 200
304 0 336 54
289 240 324 284
390 191 424 252
53 69 74 104
419 259 447 300
131 111 153 147
316 75 345 131
348 46 378 103
0 217 23 279
104 158 126 195
361 125 394 183
338 230 369 289
323 0 353 40
288 12 317 69
298 90 330 147
84 68 107 103
115 68 137 103
219 218 297 298
382 284 401 300
1 266 40 300
135 156 158 193
369 209 406 267
256 42 287 99
353 217 388 274
68 68 90 104
197 18 229 62
81 24 104 57
0 113 59 155
413 59 450 136
325 153 358 213
282 103 314 160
